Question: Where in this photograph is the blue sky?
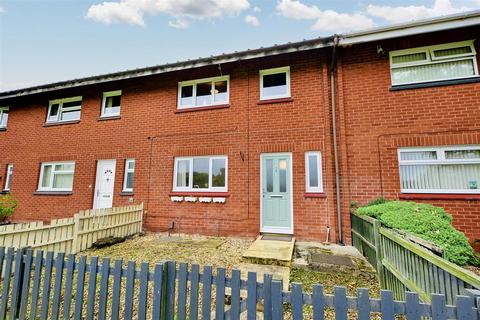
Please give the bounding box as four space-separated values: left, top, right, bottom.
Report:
1 0 479 91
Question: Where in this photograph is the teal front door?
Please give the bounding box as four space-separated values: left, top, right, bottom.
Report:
261 153 293 234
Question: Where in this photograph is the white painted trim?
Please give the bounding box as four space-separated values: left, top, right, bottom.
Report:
177 75 230 109
389 40 478 86
46 96 82 123
260 152 294 235
122 159 135 192
37 161 75 192
305 151 323 193
398 145 480 194
4 164 13 191
101 90 122 118
259 66 291 101
172 155 228 192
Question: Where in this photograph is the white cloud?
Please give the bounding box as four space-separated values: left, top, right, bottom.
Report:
366 0 471 23
245 15 260 27
87 0 250 27
276 0 375 33
253 6 261 13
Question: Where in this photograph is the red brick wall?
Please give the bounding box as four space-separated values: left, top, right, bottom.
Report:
338 26 480 243
0 50 338 242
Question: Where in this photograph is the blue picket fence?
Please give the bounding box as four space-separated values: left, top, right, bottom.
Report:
0 246 479 319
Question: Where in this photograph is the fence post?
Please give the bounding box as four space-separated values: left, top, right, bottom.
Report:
71 212 81 254
464 289 480 308
373 220 385 289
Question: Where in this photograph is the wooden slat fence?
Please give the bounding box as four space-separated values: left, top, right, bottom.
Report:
0 204 143 254
351 211 480 304
0 247 479 320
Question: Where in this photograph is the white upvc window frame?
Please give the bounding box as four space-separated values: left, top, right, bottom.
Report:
46 97 82 123
259 66 291 101
37 161 75 192
177 75 230 109
389 40 479 86
101 90 122 118
4 164 13 191
173 156 228 192
305 151 323 193
398 145 480 194
123 159 135 192
0 107 9 129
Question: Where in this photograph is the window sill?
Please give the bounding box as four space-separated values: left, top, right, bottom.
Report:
33 191 73 196
120 191 134 196
258 97 293 105
175 104 230 113
0 128 6 132
399 193 480 200
98 115 121 121
43 120 80 127
304 193 327 198
169 191 230 197
0 190 10 194
390 77 480 91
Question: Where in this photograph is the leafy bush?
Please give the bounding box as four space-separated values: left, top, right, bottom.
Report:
356 201 477 266
0 194 17 222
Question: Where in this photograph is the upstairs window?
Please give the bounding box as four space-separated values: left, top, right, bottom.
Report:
173 156 227 192
4 164 13 191
47 97 82 123
101 90 122 118
123 159 135 192
260 66 291 100
398 146 480 194
178 76 229 109
38 162 75 191
390 40 478 86
0 107 9 129
305 152 323 193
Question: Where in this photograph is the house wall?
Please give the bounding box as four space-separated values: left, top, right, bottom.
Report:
337 26 480 242
0 51 338 241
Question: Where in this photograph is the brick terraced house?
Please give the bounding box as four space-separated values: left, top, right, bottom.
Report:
1 11 479 245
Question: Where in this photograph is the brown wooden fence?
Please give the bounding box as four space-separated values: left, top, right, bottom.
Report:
351 211 480 304
0 204 143 254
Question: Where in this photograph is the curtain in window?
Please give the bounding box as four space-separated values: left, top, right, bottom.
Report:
400 164 480 191
392 60 475 84
53 173 74 189
176 160 190 188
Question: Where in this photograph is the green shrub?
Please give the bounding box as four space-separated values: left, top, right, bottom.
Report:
356 201 476 266
0 194 17 222
366 197 387 207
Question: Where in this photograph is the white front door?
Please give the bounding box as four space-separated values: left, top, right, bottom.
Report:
93 160 116 209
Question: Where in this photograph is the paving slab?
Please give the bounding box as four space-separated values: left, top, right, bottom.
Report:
242 236 295 266
238 263 290 291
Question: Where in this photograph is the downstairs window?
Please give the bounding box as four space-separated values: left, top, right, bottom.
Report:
398 146 480 194
173 156 227 192
38 162 75 191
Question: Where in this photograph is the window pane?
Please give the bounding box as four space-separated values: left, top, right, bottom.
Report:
176 160 190 188
126 172 134 189
445 150 480 160
392 59 475 84
60 109 81 121
5 165 13 190
213 81 228 103
62 100 81 109
400 164 480 191
266 159 273 192
0 110 8 127
180 85 193 106
196 82 212 106
212 159 226 187
53 173 73 189
128 160 135 170
49 104 60 120
262 73 287 97
55 163 74 172
433 46 471 58
392 52 427 64
308 155 319 187
41 165 52 188
400 151 437 161
279 160 287 193
193 158 209 189
104 95 121 115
